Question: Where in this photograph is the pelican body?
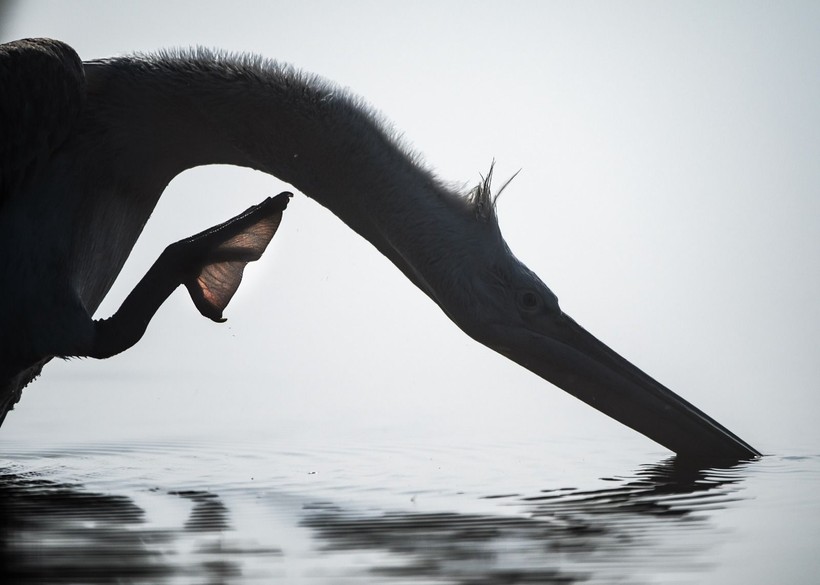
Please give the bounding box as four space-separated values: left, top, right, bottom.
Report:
0 39 759 461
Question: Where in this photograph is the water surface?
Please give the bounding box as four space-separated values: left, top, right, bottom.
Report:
2 433 816 584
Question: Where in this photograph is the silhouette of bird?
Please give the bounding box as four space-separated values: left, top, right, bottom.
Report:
0 39 759 461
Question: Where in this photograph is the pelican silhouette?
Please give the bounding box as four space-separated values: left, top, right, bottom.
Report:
0 39 759 461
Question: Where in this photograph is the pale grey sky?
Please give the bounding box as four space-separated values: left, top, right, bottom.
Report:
2 1 818 454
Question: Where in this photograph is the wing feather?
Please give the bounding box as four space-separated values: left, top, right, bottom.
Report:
0 38 85 205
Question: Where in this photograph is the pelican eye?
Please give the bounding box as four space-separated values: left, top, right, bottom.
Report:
517 290 541 313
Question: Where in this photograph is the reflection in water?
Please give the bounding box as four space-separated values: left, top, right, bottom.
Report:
303 458 749 584
0 474 281 584
0 472 167 583
0 450 756 584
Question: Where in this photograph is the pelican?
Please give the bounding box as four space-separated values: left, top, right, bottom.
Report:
0 39 759 461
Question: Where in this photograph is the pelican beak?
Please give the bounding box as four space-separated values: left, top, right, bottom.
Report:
497 313 760 462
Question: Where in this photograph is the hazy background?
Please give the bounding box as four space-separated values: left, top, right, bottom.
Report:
2 1 818 456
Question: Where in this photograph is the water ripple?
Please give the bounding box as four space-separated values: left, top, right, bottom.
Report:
0 438 777 584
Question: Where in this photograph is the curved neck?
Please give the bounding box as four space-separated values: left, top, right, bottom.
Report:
83 52 480 302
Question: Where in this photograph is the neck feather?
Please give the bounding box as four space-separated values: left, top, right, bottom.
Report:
87 49 489 302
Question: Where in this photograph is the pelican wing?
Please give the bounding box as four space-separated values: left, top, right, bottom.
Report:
0 39 86 205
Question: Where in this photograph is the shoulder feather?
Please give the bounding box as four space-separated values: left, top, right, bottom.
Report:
0 38 86 205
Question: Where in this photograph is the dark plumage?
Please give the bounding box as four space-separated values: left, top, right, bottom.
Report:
1 39 85 202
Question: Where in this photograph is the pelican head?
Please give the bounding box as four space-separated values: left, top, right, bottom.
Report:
431 170 758 462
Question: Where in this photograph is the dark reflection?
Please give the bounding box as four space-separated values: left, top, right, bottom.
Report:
172 490 233 532
0 455 756 584
525 456 747 515
0 472 280 584
303 457 755 584
0 471 168 584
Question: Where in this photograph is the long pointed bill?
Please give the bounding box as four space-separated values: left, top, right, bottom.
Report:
499 313 760 462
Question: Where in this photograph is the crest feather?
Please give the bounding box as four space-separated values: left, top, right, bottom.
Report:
467 162 520 223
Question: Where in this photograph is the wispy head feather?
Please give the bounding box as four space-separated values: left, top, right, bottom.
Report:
467 161 521 223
